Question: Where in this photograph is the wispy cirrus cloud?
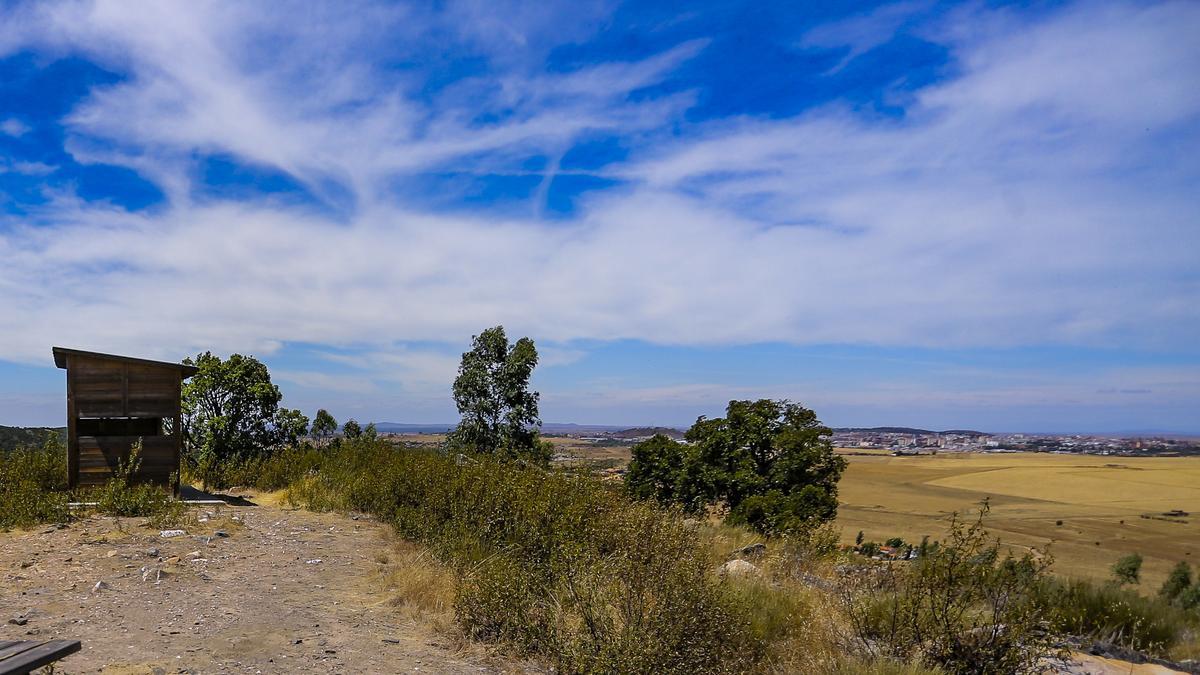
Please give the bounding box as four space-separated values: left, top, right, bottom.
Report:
0 0 1197 427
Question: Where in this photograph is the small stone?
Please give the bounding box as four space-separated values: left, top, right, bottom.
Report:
735 542 767 559
106 550 119 558
214 530 229 538
160 530 187 538
92 581 110 593
382 638 400 644
305 559 322 565
8 617 27 626
146 548 159 557
719 559 761 578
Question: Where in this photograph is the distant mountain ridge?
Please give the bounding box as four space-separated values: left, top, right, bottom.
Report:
0 425 66 451
833 426 991 437
608 426 687 440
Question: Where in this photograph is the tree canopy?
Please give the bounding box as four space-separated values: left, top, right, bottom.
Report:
626 399 847 534
312 409 337 443
447 325 545 462
181 352 305 485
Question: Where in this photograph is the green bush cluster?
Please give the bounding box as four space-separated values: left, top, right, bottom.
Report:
1 435 190 529
1034 576 1197 655
0 434 70 529
180 443 327 491
284 438 762 673
842 505 1065 675
86 440 179 519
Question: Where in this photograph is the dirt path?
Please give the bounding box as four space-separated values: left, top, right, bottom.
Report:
0 498 522 674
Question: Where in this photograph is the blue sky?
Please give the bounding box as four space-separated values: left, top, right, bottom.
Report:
1 0 1198 432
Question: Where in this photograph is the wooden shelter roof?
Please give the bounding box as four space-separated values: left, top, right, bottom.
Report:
52 347 199 377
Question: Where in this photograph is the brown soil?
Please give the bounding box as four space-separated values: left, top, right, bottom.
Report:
0 497 526 674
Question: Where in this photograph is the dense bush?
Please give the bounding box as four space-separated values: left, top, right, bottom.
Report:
284 438 761 673
0 434 70 529
1034 576 1197 655
841 504 1065 675
180 443 327 491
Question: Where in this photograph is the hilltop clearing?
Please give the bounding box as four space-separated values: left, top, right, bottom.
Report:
0 496 526 674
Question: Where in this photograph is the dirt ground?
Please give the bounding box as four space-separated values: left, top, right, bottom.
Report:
0 496 525 674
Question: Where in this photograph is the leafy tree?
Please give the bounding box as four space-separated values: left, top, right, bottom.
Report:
273 408 309 447
182 352 284 486
447 325 544 462
312 409 337 445
1160 561 1192 602
363 422 378 441
1112 553 1143 585
626 434 688 503
625 399 846 534
855 530 865 546
342 419 362 439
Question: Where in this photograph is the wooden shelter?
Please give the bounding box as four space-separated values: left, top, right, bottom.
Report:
53 347 197 493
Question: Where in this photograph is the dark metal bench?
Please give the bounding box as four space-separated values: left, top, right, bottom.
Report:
0 640 81 675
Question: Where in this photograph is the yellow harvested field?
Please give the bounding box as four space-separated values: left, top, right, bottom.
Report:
834 452 1200 589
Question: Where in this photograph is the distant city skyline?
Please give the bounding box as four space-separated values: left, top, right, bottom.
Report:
1 1 1197 431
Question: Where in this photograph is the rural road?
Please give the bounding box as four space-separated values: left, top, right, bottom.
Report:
0 497 525 674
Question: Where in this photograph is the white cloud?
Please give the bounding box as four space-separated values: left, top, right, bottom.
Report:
0 0 1196 374
0 118 30 137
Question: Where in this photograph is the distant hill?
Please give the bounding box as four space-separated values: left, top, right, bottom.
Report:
373 422 455 434
608 426 686 440
0 425 66 451
834 426 991 437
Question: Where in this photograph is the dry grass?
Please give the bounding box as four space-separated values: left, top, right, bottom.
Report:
835 452 1200 589
369 532 458 631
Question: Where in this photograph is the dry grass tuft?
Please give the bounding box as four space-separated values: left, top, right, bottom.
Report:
371 534 457 628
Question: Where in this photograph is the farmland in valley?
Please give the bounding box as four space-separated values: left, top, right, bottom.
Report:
834 451 1200 590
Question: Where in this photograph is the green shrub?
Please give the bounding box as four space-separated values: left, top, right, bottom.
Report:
283 438 760 673
87 441 176 518
0 435 70 529
1034 576 1195 655
841 504 1065 675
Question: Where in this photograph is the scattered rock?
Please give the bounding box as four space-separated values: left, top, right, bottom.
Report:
7 617 27 626
305 559 323 565
382 638 401 644
719 559 761 578
106 550 120 558
160 530 187 538
214 530 229 538
91 581 110 593
732 542 767 559
145 548 159 557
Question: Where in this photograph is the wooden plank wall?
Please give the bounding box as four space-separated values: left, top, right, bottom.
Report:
66 355 183 489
